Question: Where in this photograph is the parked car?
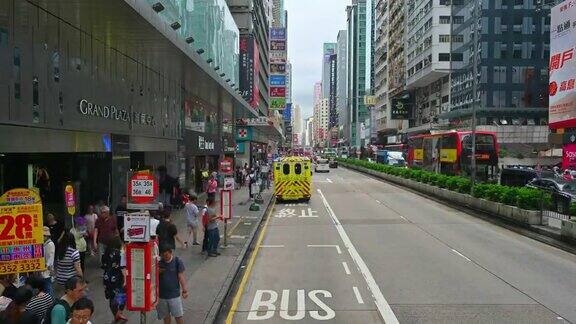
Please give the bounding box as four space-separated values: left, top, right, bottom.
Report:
526 178 576 213
500 168 557 187
315 158 330 173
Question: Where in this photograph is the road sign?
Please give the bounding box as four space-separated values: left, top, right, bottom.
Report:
0 203 46 275
127 171 159 210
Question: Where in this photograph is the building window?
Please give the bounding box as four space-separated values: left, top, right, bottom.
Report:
451 53 463 61
439 16 451 24
33 77 40 123
453 16 464 24
53 52 60 82
439 53 450 61
452 35 464 43
14 47 21 100
494 66 507 83
439 35 450 43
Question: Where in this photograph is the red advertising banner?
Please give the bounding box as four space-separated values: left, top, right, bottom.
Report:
240 34 260 109
563 143 576 169
270 87 286 97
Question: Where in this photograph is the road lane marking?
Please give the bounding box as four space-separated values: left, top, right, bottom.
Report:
307 244 342 254
352 286 365 304
299 208 319 218
375 200 381 204
326 178 333 183
318 189 400 324
243 216 260 219
342 262 351 275
244 222 252 225
225 200 276 324
260 245 285 248
451 249 472 262
230 235 246 239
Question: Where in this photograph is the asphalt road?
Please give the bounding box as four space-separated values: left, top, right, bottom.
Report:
223 167 576 324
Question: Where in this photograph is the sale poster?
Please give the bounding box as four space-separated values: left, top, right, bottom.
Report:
0 203 46 275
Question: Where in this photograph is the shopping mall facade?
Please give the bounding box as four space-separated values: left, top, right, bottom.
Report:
0 0 281 213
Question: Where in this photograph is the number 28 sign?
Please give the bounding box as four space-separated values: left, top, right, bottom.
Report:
128 171 158 205
0 203 46 275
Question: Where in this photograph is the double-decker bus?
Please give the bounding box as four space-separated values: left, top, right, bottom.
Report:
384 144 409 160
408 131 499 181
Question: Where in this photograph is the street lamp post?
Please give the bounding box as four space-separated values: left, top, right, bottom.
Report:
470 0 480 195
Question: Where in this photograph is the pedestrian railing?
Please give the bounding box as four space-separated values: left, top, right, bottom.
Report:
541 192 573 223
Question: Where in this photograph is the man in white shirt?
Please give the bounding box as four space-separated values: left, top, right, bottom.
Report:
42 226 55 296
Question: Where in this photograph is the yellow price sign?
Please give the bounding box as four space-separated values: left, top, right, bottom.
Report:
0 204 46 275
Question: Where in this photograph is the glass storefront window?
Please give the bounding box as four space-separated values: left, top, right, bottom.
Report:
149 0 239 86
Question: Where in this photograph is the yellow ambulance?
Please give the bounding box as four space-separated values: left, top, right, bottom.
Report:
274 156 312 201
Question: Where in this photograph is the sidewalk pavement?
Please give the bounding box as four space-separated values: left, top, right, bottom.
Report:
84 186 273 324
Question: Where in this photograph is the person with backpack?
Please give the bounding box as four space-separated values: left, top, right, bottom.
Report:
101 236 127 322
45 276 86 324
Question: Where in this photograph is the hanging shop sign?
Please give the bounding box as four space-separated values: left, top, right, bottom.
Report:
236 127 253 141
0 203 46 275
78 99 156 126
219 158 234 175
270 40 286 51
198 136 215 151
64 183 77 217
391 98 410 120
236 142 246 154
240 34 261 109
270 75 286 86
550 0 576 129
270 98 287 110
270 28 287 40
236 117 273 127
270 87 286 98
270 64 286 74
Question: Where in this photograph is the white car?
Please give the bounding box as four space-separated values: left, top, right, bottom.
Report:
315 159 330 173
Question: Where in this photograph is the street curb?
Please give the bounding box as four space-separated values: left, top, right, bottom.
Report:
342 164 576 256
203 194 275 324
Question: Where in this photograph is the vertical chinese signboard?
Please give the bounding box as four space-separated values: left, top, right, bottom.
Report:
550 0 576 129
269 27 287 110
0 189 45 275
240 34 260 109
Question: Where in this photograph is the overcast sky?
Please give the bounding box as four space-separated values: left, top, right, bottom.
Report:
286 0 349 118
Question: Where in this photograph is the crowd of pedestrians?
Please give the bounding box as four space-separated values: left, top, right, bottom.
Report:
0 163 273 323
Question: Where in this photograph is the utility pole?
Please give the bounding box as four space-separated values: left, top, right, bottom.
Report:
470 0 480 195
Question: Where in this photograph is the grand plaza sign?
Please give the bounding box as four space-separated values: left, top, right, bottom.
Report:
78 99 156 126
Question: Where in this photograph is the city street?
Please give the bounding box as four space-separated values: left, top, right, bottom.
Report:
222 167 576 323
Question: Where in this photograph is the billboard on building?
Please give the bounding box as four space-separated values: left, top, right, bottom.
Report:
269 27 287 110
283 103 292 122
550 1 576 129
239 34 260 109
391 98 410 120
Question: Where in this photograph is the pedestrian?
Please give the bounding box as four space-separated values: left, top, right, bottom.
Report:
70 216 88 274
0 274 18 299
184 193 201 247
68 297 95 324
248 169 257 199
55 232 83 287
44 276 86 324
158 166 177 208
84 205 98 256
204 197 222 257
42 226 56 296
25 276 53 320
156 245 187 324
206 172 218 201
156 210 184 251
93 206 119 258
200 201 209 255
101 236 127 322
46 213 65 245
235 166 243 189
114 195 128 236
0 286 38 324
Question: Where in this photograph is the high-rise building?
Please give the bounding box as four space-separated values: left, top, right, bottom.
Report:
305 117 315 147
227 0 271 116
347 0 372 148
336 30 349 145
314 99 330 147
292 104 303 136
272 0 285 27
313 82 323 108
322 43 337 99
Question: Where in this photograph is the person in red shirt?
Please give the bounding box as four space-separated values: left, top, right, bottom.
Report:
93 206 119 258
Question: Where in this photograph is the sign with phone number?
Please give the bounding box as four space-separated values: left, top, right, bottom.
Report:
0 203 46 275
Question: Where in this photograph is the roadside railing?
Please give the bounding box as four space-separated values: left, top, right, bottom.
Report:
541 192 573 225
